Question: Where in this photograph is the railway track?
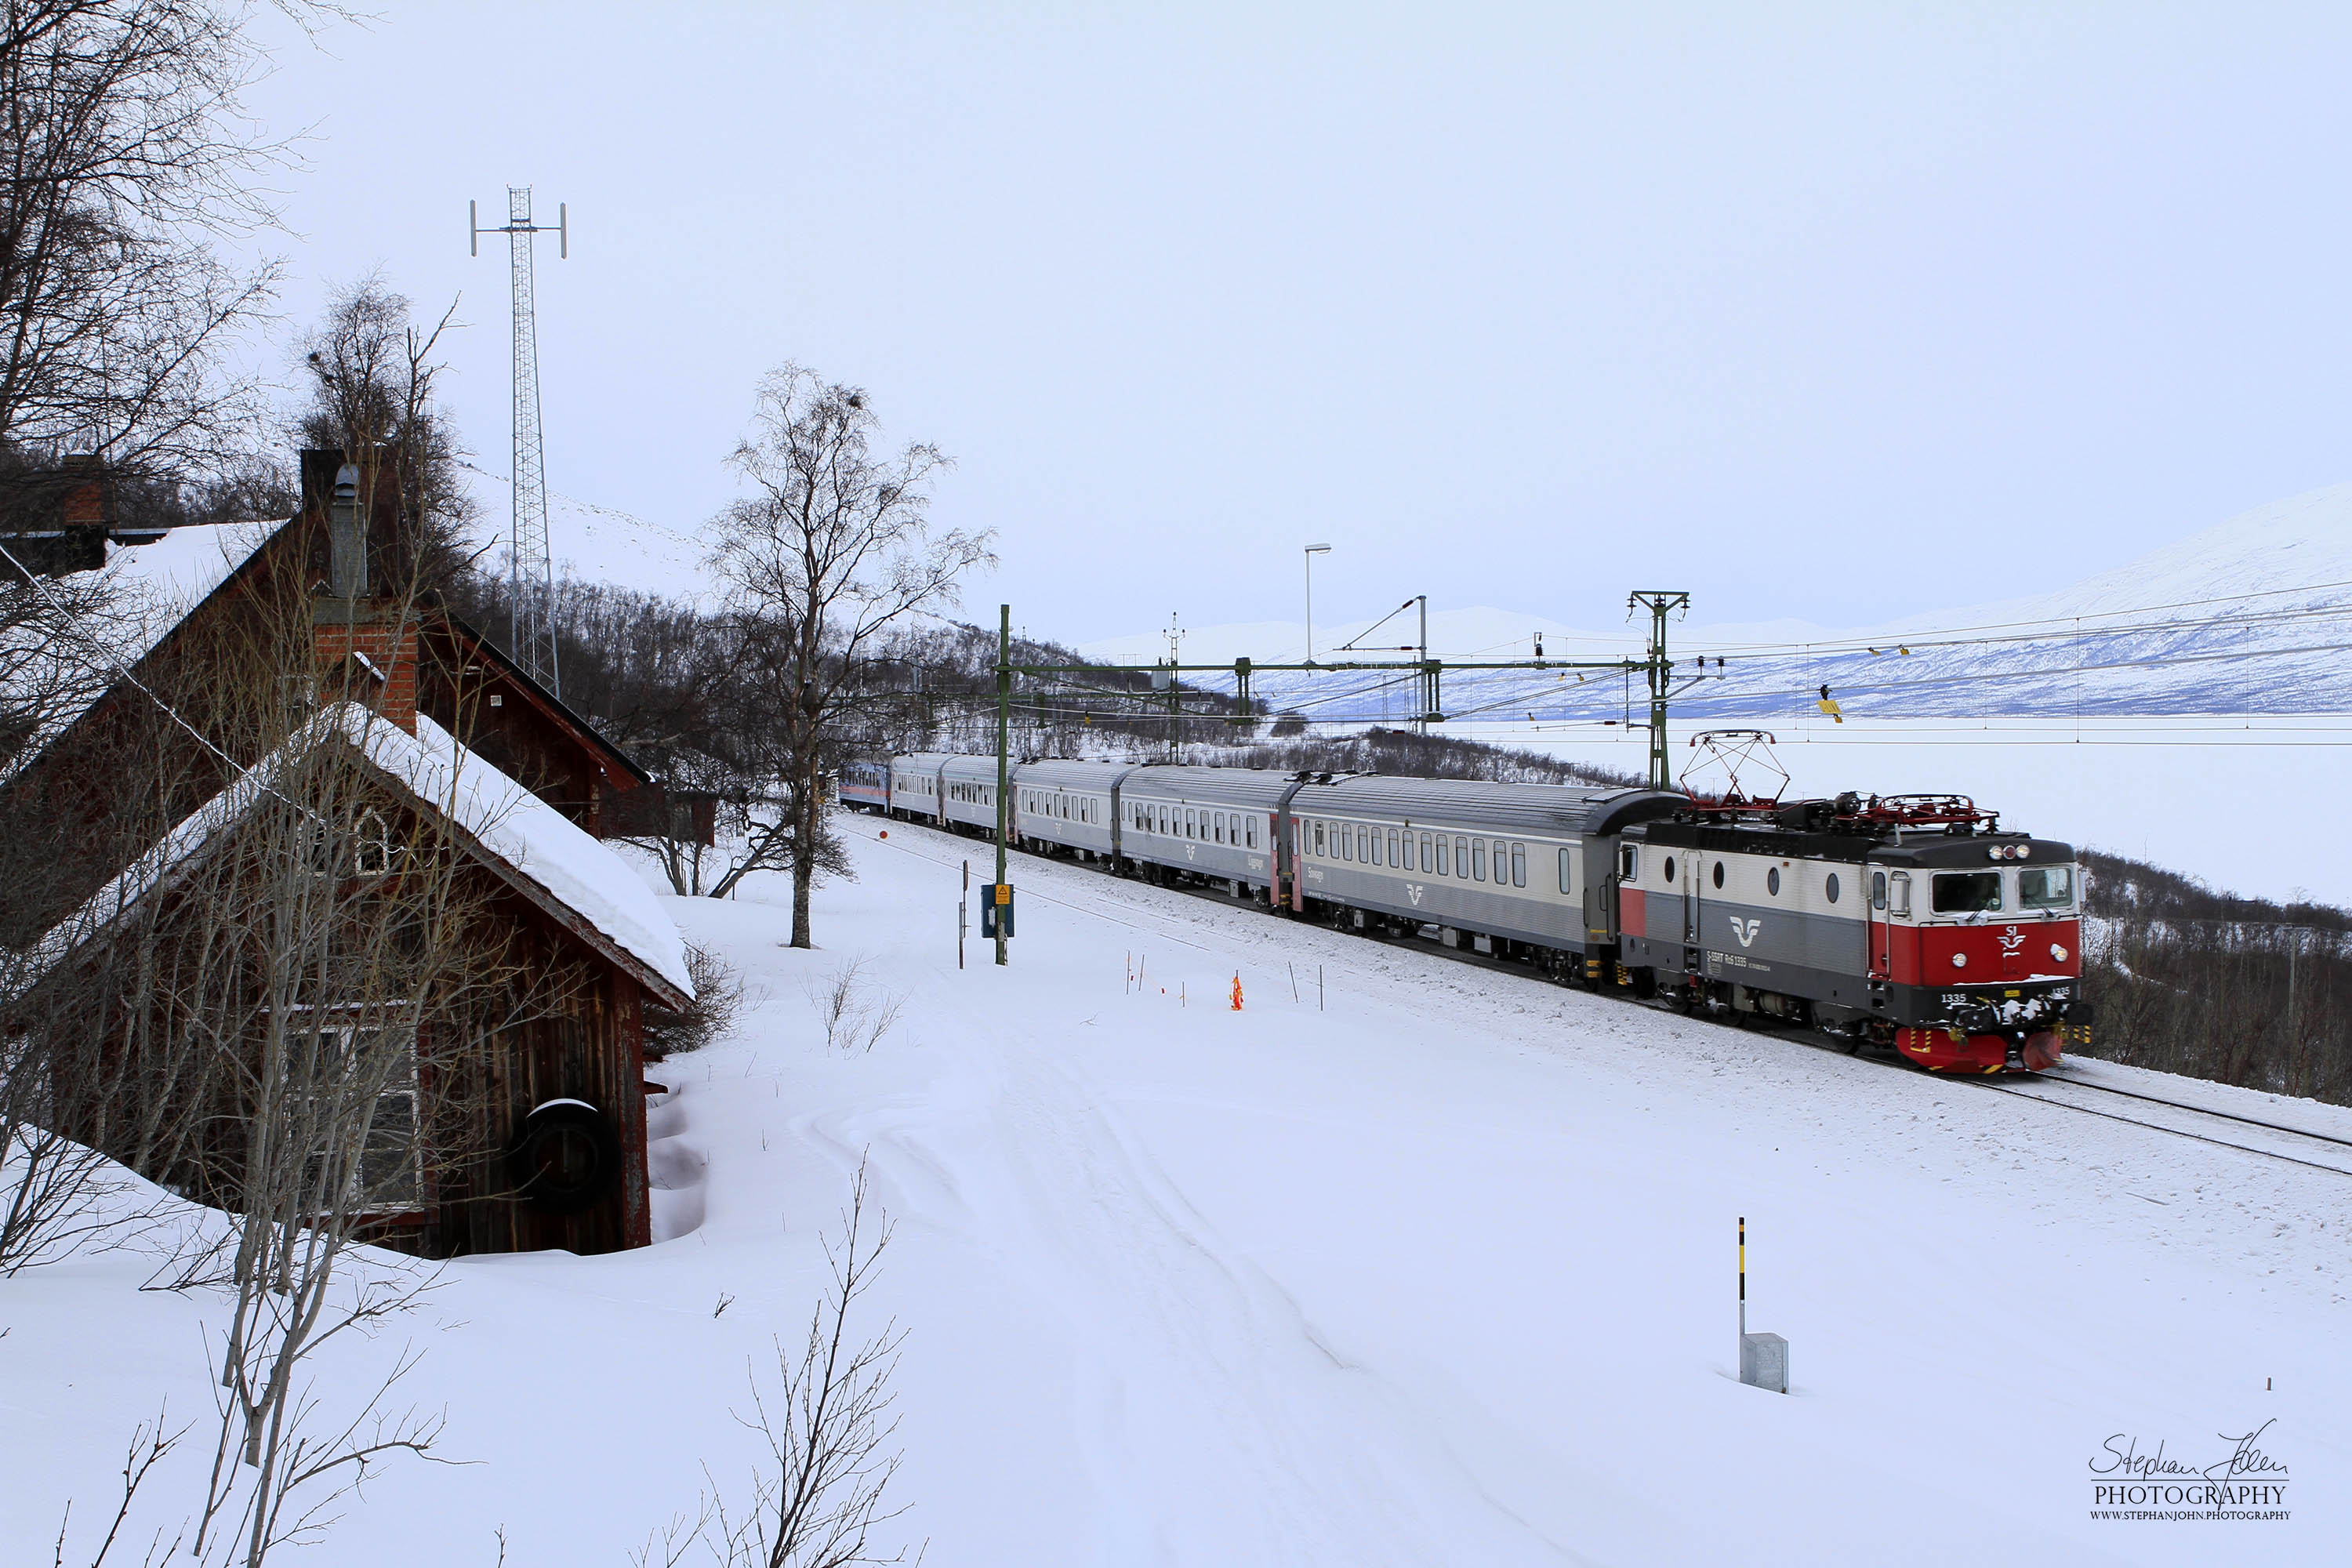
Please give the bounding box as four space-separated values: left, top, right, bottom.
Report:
863 817 2352 1178
1968 1073 2352 1179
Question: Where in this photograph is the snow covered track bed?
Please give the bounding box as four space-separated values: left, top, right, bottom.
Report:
7 822 2349 1564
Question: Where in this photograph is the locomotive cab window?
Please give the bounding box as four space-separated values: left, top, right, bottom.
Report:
1621 846 1637 880
1889 870 1912 916
1871 871 1886 909
1931 871 2004 914
2019 866 2074 910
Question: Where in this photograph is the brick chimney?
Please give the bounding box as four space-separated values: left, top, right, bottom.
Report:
311 457 419 733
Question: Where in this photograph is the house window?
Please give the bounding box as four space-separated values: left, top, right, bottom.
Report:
351 808 397 876
297 1025 419 1211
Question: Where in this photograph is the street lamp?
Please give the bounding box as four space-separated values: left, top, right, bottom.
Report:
1304 544 1331 665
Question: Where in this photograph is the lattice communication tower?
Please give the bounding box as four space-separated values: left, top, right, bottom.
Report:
471 187 567 696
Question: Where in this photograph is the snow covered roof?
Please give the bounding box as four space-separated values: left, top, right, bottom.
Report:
0 521 285 784
28 702 693 1004
103 520 282 622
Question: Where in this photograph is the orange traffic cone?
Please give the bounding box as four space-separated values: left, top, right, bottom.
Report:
1230 975 1244 1011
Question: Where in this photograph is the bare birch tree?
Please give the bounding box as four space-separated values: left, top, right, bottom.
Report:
706 365 993 938
0 1 314 481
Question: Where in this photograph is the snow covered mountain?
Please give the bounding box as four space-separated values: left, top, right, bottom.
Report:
1084 484 2352 724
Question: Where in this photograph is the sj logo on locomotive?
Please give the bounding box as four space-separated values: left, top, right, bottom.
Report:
1727 916 1762 948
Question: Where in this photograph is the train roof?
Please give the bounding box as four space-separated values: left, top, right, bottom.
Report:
1012 759 1142 789
1119 765 1307 808
1301 775 1682 836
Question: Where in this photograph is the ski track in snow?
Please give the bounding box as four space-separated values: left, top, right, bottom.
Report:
5 819 2348 1566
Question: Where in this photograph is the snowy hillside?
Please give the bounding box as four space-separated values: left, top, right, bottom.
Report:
1084 485 2352 723
8 827 2347 1565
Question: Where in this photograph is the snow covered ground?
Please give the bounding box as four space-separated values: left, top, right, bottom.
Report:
9 823 2350 1565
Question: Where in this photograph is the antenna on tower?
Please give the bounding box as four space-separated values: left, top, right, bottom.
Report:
470 188 568 696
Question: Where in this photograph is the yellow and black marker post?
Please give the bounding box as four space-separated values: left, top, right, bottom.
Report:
1738 1215 1746 1341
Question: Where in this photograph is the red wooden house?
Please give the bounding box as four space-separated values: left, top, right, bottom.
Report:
5 452 698 1255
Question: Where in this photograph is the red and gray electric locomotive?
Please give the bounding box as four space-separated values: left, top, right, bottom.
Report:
1616 792 2084 1071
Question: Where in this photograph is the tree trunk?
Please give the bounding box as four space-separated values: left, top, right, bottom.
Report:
790 761 818 949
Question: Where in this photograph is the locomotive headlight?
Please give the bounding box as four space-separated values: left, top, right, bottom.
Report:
2050 943 2067 963
2017 846 2031 858
1951 953 1968 969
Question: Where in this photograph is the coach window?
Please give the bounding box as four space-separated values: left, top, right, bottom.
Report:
1471 839 1487 881
1559 847 1573 895
1496 840 1509 884
1767 867 1781 896
1247 817 1259 849
1383 829 1396 866
1512 843 1526 887
1826 873 1841 904
1357 826 1370 862
1417 833 1431 871
1313 820 1326 855
1435 835 1450 876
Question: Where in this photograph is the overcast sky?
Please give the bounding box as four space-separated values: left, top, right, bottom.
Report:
234 2 2352 646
